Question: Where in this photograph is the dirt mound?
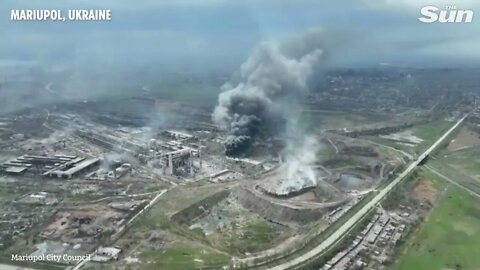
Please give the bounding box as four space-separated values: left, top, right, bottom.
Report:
411 178 437 205
447 128 480 151
233 187 346 223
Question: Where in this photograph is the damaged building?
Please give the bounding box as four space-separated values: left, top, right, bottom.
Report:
1 155 99 179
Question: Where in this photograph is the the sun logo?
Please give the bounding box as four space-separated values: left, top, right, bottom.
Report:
419 5 474 23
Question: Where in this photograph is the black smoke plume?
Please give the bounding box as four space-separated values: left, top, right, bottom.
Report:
213 32 323 156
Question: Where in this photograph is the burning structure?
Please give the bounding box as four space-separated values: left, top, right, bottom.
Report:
86 162 132 181
212 30 327 196
212 33 323 156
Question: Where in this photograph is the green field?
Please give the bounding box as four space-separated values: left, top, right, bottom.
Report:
139 244 230 270
106 184 232 270
359 119 452 156
396 182 480 270
301 111 389 131
133 184 226 230
439 146 480 178
221 221 281 254
412 120 451 142
365 136 415 155
427 158 480 195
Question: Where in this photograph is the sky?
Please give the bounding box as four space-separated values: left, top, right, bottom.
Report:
1 0 480 72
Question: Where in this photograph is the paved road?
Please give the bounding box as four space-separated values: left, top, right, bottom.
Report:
268 114 468 270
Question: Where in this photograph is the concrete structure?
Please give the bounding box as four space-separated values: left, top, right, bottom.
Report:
1 154 98 179
92 246 122 262
114 163 132 179
161 149 195 176
43 158 100 179
3 166 28 174
162 130 196 141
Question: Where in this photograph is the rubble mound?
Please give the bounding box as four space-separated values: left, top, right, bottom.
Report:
258 165 330 198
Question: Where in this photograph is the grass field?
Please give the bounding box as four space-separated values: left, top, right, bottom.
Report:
412 120 451 142
132 184 226 231
109 184 232 270
439 145 480 179
301 111 390 131
139 244 230 270
365 136 415 155
396 181 480 270
426 159 480 202
220 221 282 255
359 119 452 157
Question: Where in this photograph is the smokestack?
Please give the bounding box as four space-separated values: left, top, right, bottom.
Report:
190 150 194 176
168 153 173 175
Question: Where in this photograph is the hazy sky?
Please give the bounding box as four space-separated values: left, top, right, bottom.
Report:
1 0 480 71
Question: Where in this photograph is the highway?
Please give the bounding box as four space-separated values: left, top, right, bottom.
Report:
268 114 468 270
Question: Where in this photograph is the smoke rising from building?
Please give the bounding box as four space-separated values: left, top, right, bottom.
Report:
213 33 323 156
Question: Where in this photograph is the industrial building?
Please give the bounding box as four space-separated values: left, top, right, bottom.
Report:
1 154 99 179
43 158 100 179
161 149 196 176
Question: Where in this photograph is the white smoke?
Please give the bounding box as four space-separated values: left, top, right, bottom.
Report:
100 151 135 170
212 37 323 156
213 29 327 193
279 134 321 194
29 129 68 145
